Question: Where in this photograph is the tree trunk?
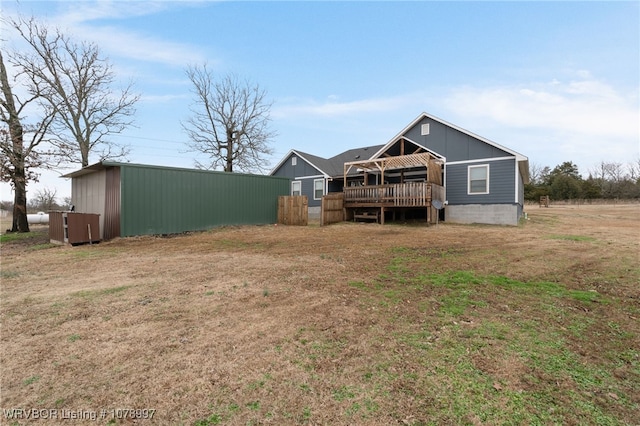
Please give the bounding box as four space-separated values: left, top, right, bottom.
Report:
1 50 30 232
11 166 30 232
225 132 234 172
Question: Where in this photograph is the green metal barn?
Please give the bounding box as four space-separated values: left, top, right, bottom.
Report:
63 162 291 240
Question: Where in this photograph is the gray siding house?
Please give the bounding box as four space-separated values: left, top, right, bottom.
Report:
271 112 529 225
269 145 384 218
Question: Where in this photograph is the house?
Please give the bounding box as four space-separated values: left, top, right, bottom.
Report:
269 145 384 219
62 162 290 239
270 112 529 226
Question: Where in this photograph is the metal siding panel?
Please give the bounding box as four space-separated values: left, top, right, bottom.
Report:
48 211 65 243
104 167 121 240
72 170 106 215
120 165 289 236
71 170 106 238
66 213 101 244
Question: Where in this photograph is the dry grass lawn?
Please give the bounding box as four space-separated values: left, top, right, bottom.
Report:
1 204 639 425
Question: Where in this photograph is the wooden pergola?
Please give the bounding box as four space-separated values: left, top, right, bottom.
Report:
343 152 443 186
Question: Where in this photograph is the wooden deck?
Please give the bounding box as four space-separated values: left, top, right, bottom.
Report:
343 182 445 224
344 182 444 208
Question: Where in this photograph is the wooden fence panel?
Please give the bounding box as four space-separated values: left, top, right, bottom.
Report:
321 193 344 226
278 196 308 226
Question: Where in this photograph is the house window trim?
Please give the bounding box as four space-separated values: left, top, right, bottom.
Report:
468 164 490 195
313 178 324 200
291 180 302 196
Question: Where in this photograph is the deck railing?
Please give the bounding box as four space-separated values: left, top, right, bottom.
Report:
344 182 444 207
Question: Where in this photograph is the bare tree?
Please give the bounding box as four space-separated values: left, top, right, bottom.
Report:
628 158 640 182
0 50 54 232
182 65 275 173
604 161 625 183
528 162 543 185
29 187 57 212
9 17 139 167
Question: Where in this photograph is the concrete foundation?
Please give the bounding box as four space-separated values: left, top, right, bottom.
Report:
308 206 321 220
445 204 520 226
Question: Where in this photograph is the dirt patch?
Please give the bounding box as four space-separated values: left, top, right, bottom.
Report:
1 205 639 425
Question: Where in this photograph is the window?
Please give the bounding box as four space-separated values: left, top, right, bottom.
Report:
292 156 297 166
468 165 489 194
291 181 301 196
313 179 324 200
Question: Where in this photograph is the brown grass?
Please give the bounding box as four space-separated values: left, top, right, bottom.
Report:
1 204 639 425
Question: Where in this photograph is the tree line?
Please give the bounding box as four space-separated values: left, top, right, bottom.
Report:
0 187 69 213
525 160 640 202
1 16 275 232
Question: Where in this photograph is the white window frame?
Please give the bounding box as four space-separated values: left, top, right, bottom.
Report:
468 164 489 195
291 156 297 166
291 180 302 196
313 178 324 200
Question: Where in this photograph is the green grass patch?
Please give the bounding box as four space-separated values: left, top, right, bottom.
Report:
23 375 41 385
546 234 596 242
101 286 129 295
413 271 604 304
0 231 44 244
193 413 222 425
340 248 628 423
245 401 260 411
332 385 357 401
348 280 368 290
1 270 20 279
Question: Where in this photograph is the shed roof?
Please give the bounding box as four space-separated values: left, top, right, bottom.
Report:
62 161 290 180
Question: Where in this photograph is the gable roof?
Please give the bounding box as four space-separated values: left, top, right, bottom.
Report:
371 112 529 183
269 149 332 177
325 145 384 177
270 145 384 178
372 112 528 161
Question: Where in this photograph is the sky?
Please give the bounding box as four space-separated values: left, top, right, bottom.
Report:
1 0 639 201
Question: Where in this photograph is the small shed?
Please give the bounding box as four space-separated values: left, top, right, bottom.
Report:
63 162 291 240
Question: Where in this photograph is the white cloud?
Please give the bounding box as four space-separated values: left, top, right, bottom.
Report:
77 25 206 67
7 1 208 68
272 93 423 119
443 73 640 169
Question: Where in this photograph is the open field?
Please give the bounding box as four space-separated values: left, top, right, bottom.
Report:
1 205 639 425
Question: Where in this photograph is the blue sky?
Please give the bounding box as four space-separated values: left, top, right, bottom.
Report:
1 0 639 200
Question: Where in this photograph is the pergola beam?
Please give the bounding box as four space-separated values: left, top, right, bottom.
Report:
343 152 438 187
